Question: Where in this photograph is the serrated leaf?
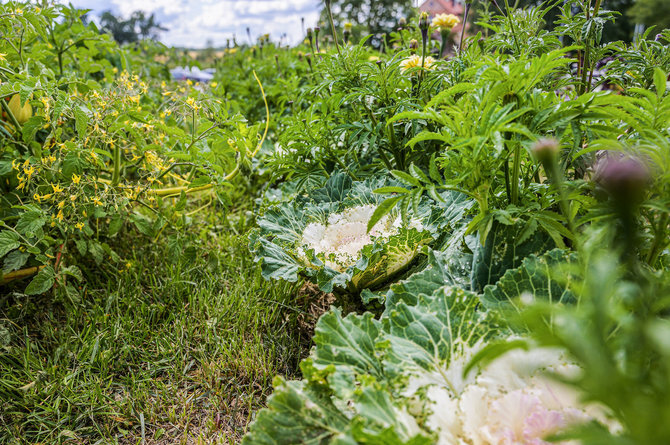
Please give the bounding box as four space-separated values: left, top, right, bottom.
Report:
22 116 45 143
74 105 88 138
0 231 20 257
24 266 55 295
60 265 83 282
15 211 47 236
3 250 29 273
88 241 104 265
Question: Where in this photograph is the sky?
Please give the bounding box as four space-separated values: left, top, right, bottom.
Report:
65 0 322 48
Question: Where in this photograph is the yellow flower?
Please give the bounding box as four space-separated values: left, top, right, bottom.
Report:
56 209 64 222
400 55 435 73
92 197 103 206
75 222 84 231
23 165 36 179
72 174 81 184
58 200 65 209
432 13 460 30
210 81 218 88
0 53 6 61
186 97 197 108
51 183 64 193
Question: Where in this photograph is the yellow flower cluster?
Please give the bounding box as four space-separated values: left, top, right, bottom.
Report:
12 159 41 190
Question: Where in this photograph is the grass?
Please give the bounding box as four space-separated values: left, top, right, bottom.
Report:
0 202 314 444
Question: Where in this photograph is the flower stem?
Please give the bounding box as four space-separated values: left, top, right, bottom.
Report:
459 3 470 55
325 0 341 55
110 143 121 186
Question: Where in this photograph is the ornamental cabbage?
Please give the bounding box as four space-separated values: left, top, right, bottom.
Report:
249 172 471 293
242 249 613 444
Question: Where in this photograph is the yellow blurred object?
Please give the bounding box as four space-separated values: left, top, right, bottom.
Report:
8 94 33 124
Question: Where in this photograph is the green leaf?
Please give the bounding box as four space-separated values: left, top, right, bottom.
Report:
75 239 87 256
74 105 88 138
15 211 47 236
3 250 29 273
25 266 55 295
131 214 155 237
390 170 421 187
471 220 554 293
241 377 352 445
62 152 82 178
108 216 123 236
60 265 83 282
0 231 20 257
366 196 401 233
408 164 430 185
22 116 45 143
88 241 104 265
481 249 578 314
373 186 409 195
653 68 667 97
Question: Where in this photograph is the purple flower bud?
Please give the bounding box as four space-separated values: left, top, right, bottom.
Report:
595 155 650 205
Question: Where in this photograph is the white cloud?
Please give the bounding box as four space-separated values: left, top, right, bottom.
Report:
65 0 321 48
110 0 188 16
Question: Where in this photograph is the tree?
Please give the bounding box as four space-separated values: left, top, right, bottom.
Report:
628 0 670 35
99 10 167 45
318 0 415 48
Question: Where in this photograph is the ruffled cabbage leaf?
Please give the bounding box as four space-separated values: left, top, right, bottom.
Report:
481 248 579 312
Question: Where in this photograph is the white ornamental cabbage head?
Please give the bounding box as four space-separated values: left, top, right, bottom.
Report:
412 345 617 445
299 204 423 272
